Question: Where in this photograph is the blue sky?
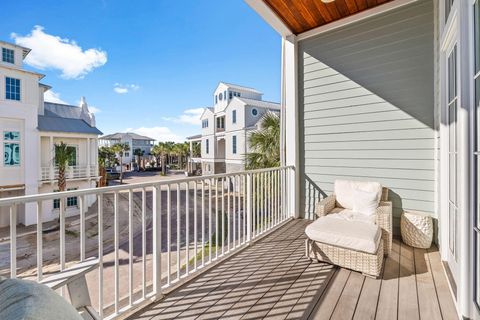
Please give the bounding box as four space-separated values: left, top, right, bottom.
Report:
0 0 281 141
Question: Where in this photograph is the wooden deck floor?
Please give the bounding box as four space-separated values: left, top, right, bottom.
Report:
129 219 458 320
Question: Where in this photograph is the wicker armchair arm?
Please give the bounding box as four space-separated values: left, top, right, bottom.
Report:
375 201 392 256
315 194 336 217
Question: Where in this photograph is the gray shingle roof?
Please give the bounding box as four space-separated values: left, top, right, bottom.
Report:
38 102 102 135
38 116 103 135
100 132 155 141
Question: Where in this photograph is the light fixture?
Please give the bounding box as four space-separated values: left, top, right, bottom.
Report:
321 0 335 3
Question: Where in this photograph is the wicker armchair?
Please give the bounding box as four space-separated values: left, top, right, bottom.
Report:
306 185 392 278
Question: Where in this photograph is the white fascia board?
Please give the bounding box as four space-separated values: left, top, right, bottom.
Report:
297 0 419 41
244 0 293 38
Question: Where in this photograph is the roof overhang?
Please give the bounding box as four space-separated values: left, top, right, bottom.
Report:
245 0 418 40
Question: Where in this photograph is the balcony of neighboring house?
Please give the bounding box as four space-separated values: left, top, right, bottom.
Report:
40 165 98 182
215 116 225 133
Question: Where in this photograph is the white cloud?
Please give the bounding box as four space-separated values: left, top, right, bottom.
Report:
88 106 101 114
113 83 139 94
44 90 67 104
11 26 107 79
126 127 183 143
162 107 204 126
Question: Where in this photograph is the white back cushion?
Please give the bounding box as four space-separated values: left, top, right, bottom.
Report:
352 188 380 216
334 180 382 210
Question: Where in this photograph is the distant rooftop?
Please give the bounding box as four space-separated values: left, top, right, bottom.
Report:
219 82 263 95
101 132 155 141
236 97 280 110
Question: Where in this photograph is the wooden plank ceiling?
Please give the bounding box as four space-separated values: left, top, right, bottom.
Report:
263 0 392 34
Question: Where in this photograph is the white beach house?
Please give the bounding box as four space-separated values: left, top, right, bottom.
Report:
0 40 102 227
188 82 280 174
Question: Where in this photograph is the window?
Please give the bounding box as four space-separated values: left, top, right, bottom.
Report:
206 139 209 154
125 152 129 157
3 131 20 166
55 145 77 166
232 136 237 154
202 119 209 128
216 117 224 129
252 108 258 116
53 188 78 209
229 91 233 100
215 95 218 104
5 77 20 101
232 110 237 124
2 48 14 64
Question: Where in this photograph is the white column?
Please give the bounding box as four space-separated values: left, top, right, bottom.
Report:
87 138 91 177
283 35 299 218
49 136 54 181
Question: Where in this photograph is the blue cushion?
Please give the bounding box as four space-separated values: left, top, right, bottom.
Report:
0 277 82 320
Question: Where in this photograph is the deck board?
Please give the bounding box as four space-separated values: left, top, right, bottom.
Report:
129 219 457 320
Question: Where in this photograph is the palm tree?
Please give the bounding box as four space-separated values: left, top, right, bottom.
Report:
154 142 169 174
54 142 76 192
245 112 280 169
98 146 116 187
112 142 130 183
133 148 144 171
151 144 162 168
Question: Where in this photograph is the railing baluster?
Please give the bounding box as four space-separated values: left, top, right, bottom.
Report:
215 178 219 259
221 177 225 255
60 197 65 274
194 182 198 271
36 201 43 281
142 187 147 299
256 173 259 237
261 172 265 233
153 185 162 296
114 191 119 315
10 204 16 278
98 194 104 319
128 189 134 306
185 182 190 275
201 181 205 266
167 185 171 285
237 175 241 246
208 179 212 262
227 177 231 252
176 183 181 280
232 176 236 249
79 195 85 261
243 174 247 244
246 173 251 243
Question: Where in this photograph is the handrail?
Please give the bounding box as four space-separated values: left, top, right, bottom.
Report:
2 166 294 206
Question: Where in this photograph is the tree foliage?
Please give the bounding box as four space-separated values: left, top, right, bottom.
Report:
245 112 280 170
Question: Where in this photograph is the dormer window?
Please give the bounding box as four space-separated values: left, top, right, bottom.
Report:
219 93 223 101
2 48 14 64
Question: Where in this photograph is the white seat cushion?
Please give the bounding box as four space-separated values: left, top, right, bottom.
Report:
305 215 382 254
329 208 376 224
334 180 382 210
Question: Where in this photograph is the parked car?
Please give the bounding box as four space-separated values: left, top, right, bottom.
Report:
106 168 120 180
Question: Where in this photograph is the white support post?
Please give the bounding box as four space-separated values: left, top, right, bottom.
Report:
87 138 91 177
49 136 54 181
283 35 299 219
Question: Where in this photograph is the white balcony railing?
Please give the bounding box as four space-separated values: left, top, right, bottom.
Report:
0 166 295 319
41 165 97 181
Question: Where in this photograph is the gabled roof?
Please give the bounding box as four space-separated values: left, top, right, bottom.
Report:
219 82 263 95
38 116 102 135
101 132 155 141
199 107 214 119
236 97 280 110
39 102 102 135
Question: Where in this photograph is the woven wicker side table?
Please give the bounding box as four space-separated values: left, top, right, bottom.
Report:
401 210 433 249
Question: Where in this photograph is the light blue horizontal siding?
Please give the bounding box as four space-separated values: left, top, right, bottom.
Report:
299 0 435 235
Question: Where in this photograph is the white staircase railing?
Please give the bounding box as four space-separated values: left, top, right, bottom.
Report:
1 166 295 319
